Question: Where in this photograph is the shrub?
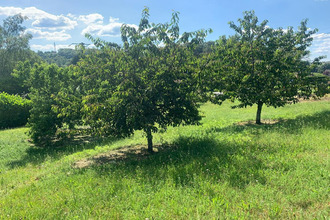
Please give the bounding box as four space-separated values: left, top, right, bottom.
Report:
20 63 73 146
0 92 31 128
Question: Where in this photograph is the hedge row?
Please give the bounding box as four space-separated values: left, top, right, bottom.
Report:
0 92 31 129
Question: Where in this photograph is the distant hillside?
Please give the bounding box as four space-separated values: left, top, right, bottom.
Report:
37 48 79 67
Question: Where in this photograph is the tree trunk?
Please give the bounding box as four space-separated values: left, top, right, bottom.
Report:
256 101 263 124
146 128 153 153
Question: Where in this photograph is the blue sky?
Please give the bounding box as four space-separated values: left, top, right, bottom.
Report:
1 0 329 61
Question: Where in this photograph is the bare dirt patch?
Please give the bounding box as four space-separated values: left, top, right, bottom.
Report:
73 144 164 169
236 119 282 126
298 95 330 103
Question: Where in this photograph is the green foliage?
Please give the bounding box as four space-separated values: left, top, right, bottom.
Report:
37 49 77 67
64 7 211 152
36 48 97 67
48 8 208 151
14 60 85 146
316 61 330 73
193 41 215 56
14 8 327 151
16 62 71 145
0 92 31 128
0 14 38 94
207 11 328 124
15 9 211 149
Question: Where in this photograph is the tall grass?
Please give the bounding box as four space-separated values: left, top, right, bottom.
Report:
0 100 329 219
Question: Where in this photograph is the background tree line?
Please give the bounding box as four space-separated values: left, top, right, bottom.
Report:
1 8 329 151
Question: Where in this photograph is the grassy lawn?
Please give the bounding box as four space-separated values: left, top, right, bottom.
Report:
0 100 329 219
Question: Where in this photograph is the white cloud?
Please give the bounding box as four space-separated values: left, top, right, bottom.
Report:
109 17 119 23
27 29 71 41
81 16 137 37
31 44 75 51
313 41 330 54
32 16 76 30
82 23 121 37
312 33 330 41
0 6 137 41
0 6 77 30
310 33 330 59
78 13 104 25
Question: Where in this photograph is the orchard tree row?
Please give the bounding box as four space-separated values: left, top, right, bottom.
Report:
13 8 329 151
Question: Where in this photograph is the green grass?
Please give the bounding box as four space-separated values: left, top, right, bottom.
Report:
0 100 329 219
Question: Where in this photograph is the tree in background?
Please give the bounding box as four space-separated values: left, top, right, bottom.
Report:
317 61 330 74
208 11 328 124
0 14 38 94
37 49 77 67
37 47 97 67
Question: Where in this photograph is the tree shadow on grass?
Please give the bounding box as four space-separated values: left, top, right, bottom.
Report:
6 135 119 169
86 136 267 189
75 111 329 189
208 110 330 135
8 110 328 188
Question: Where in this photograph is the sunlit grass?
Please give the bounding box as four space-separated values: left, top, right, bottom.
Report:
0 100 329 219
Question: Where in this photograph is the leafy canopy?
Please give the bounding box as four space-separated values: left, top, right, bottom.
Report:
18 8 210 150
207 11 328 124
79 7 210 151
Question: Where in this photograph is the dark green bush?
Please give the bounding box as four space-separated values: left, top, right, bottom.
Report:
18 63 74 146
0 92 31 128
